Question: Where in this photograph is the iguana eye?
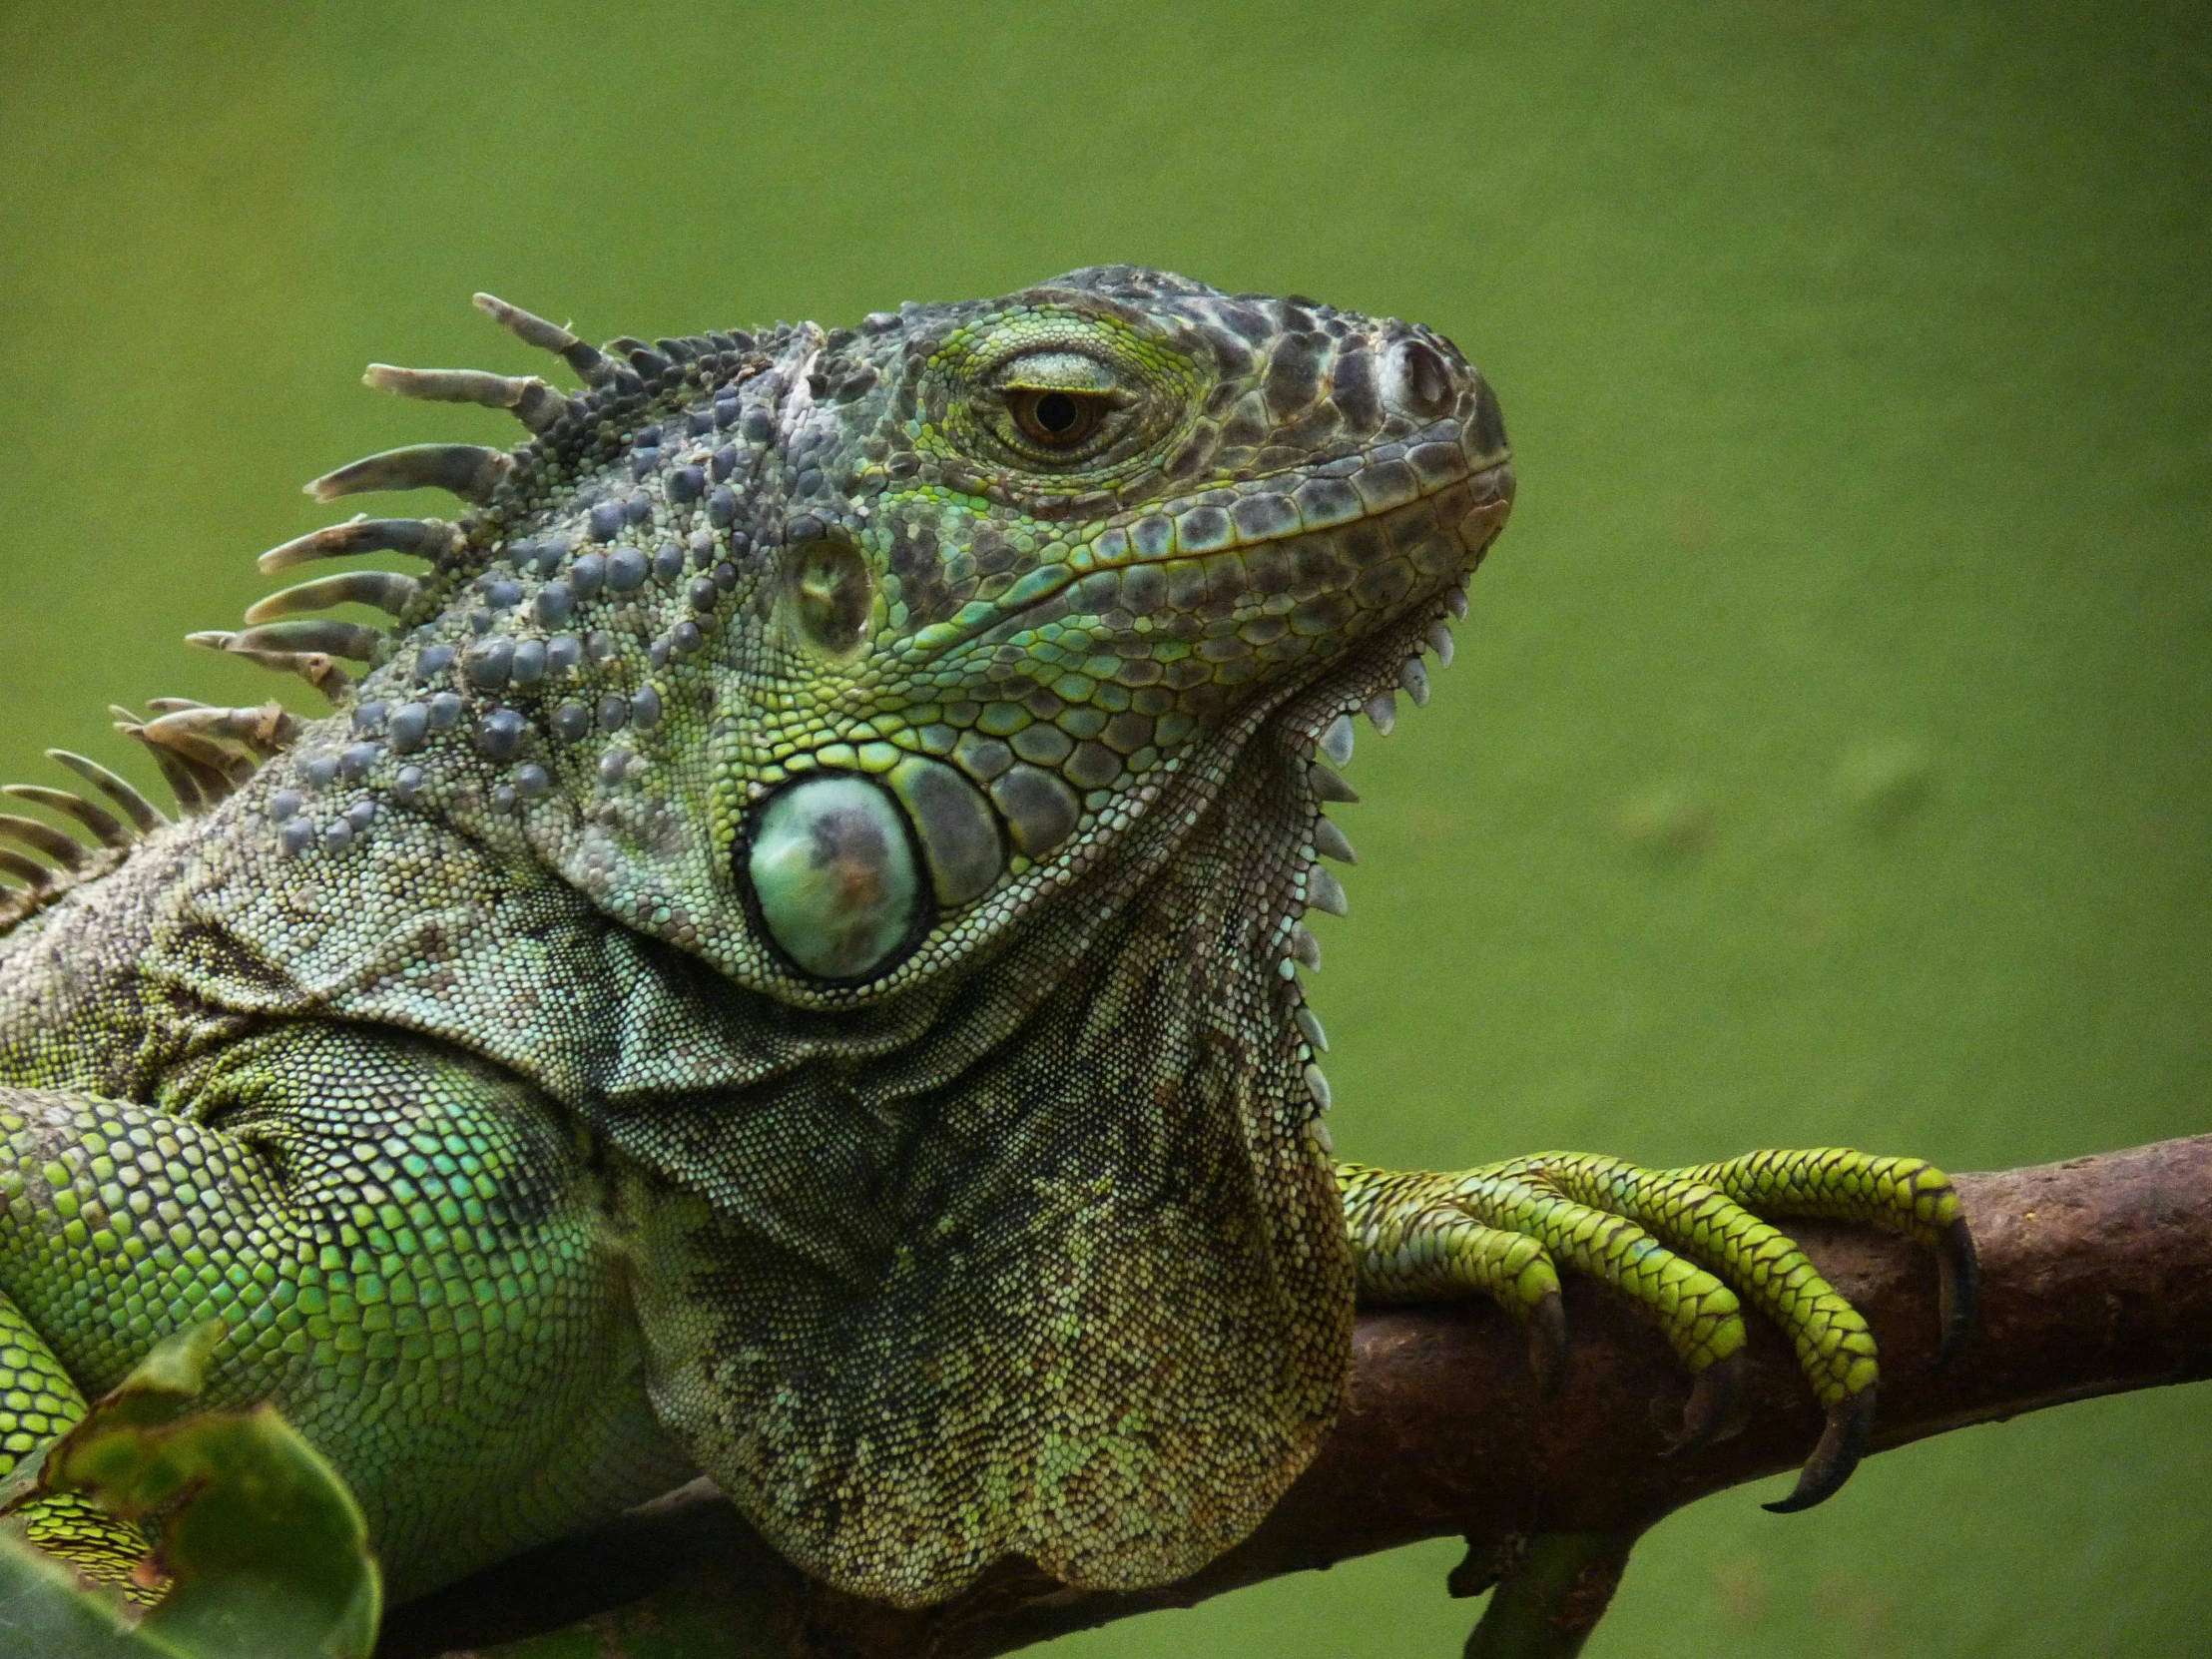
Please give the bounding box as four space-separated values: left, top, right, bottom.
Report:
1006 387 1109 447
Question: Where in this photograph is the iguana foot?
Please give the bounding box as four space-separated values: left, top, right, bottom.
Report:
1342 1148 1976 1508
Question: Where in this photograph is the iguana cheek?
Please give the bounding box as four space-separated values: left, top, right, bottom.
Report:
745 775 920 979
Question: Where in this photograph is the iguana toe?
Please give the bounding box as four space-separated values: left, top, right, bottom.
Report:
1666 1348 1745 1460
1763 1386 1879 1512
1345 1146 1977 1507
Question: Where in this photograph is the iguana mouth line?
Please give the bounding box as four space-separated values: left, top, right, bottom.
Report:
898 451 1513 663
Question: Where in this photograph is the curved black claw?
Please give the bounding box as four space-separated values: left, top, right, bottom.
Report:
1525 1290 1568 1395
1763 1386 1877 1512
1665 1350 1744 1459
1935 1217 1981 1366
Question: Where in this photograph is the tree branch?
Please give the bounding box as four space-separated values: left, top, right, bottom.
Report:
379 1136 2212 1659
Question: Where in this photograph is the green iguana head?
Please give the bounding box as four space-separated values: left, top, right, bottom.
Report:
219 265 1509 1005
187 266 1513 1604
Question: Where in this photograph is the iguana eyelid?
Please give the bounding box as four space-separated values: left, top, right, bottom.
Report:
991 382 1133 406
984 343 1130 393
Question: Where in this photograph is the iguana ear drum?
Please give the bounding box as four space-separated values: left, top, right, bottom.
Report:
742 761 1006 980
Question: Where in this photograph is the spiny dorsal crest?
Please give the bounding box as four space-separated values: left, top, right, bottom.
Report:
0 700 299 931
189 292 792 709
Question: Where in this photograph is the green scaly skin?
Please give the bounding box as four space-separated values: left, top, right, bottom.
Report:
0 268 1974 1621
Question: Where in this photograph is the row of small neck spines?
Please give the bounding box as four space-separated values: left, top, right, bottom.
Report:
162 295 793 855
196 290 786 690
0 295 733 907
1277 583 1467 1158
0 698 306 927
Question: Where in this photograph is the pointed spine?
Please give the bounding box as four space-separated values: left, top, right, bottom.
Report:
363 363 568 432
114 709 212 817
2 785 131 848
1313 817 1359 864
225 620 385 662
0 814 88 871
0 847 53 892
1303 1063 1333 1113
140 702 302 761
186 634 354 701
617 339 674 378
46 751 168 833
1306 864 1351 916
1401 656 1430 707
306 444 511 505
139 726 255 789
245 570 420 624
259 516 459 574
1320 714 1356 768
1310 763 1360 805
472 292 612 384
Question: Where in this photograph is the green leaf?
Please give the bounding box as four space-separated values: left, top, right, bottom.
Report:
0 1327 382 1659
0 1529 179 1657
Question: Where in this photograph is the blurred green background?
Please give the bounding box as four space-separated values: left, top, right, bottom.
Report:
2 1 2206 1653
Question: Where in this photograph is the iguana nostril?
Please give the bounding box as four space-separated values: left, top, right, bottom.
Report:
746 775 920 979
1385 337 1457 420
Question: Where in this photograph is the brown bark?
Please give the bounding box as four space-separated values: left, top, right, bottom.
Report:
378 1135 2212 1659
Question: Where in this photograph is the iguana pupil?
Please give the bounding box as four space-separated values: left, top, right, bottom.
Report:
1006 385 1106 446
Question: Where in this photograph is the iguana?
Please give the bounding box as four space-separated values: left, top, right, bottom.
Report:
0 267 1975 1633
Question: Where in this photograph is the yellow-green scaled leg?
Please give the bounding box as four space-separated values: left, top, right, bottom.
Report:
1342 1147 1977 1510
